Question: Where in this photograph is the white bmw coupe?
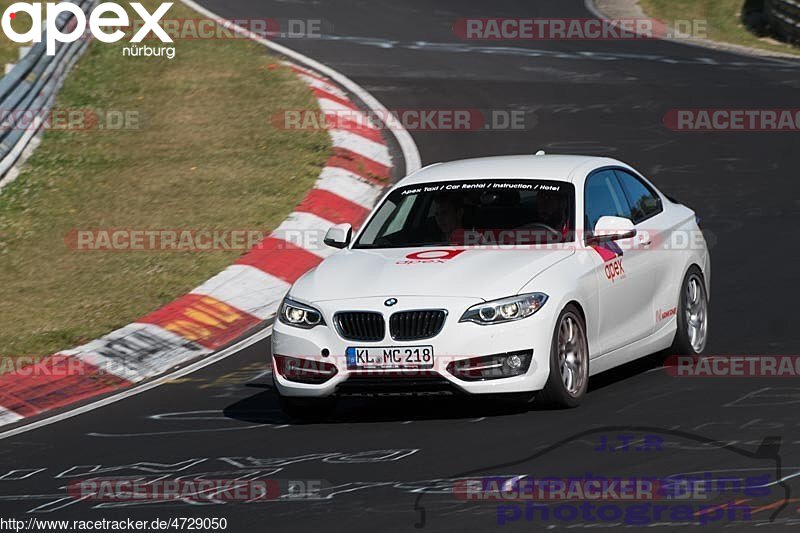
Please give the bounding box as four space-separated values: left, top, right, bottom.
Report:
271 154 710 416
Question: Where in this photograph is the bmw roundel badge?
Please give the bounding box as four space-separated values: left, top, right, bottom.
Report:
384 298 398 307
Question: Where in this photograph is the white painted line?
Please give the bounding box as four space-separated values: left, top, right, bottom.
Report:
0 326 273 441
191 264 290 320
0 468 46 480
178 0 421 175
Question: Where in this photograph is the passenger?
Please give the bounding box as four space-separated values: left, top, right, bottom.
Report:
537 189 570 240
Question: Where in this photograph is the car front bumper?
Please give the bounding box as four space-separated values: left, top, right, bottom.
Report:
271 295 555 397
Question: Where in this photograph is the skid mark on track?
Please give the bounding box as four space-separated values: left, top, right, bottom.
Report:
87 425 268 437
725 387 800 407
0 449 421 513
87 409 277 437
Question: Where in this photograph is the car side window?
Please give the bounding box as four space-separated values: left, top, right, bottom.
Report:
614 169 663 224
584 170 631 234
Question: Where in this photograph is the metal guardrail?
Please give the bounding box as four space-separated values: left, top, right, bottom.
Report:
0 0 95 187
765 0 800 43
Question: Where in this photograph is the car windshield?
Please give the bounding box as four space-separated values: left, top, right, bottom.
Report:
354 179 575 248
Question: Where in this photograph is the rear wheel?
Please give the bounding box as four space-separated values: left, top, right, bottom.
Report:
671 266 709 355
538 305 589 408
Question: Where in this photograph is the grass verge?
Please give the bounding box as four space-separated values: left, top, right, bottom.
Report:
639 0 800 57
0 0 330 363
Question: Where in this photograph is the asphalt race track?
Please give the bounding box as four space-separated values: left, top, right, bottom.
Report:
2 0 800 531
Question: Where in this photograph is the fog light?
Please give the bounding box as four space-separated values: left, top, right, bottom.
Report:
446 350 533 381
274 355 337 384
506 354 523 370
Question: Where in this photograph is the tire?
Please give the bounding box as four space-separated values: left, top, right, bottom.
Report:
538 304 589 408
670 266 709 355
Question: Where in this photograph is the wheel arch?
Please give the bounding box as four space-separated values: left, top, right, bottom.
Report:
562 298 597 358
566 299 586 324
685 261 710 301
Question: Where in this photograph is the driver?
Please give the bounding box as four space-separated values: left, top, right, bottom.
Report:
431 193 464 243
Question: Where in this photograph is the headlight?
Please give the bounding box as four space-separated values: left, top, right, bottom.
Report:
460 293 548 325
279 297 325 329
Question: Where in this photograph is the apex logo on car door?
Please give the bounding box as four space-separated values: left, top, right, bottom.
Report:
585 169 659 354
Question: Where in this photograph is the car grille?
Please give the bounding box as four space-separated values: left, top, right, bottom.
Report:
334 312 385 342
389 310 447 341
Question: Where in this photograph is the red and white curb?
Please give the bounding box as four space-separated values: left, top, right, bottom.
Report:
0 60 417 430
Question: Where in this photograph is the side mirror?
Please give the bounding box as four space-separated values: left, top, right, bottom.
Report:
589 216 636 244
324 223 352 249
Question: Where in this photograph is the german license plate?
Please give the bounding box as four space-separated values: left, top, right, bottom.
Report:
346 346 434 369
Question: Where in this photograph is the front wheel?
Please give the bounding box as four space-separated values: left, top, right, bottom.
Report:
671 266 709 355
538 304 589 408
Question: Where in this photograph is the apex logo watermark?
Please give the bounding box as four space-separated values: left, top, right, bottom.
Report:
1 1 174 56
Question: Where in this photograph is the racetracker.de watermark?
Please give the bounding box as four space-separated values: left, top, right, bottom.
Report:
66 478 328 502
455 478 670 502
65 229 270 252
0 109 139 132
666 355 800 377
63 228 711 253
454 472 771 503
124 17 326 40
0 355 87 377
453 18 707 40
274 109 530 132
664 109 800 131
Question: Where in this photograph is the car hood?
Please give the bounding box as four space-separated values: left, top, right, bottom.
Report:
290 247 573 302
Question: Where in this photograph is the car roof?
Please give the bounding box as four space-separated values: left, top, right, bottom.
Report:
398 154 625 187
